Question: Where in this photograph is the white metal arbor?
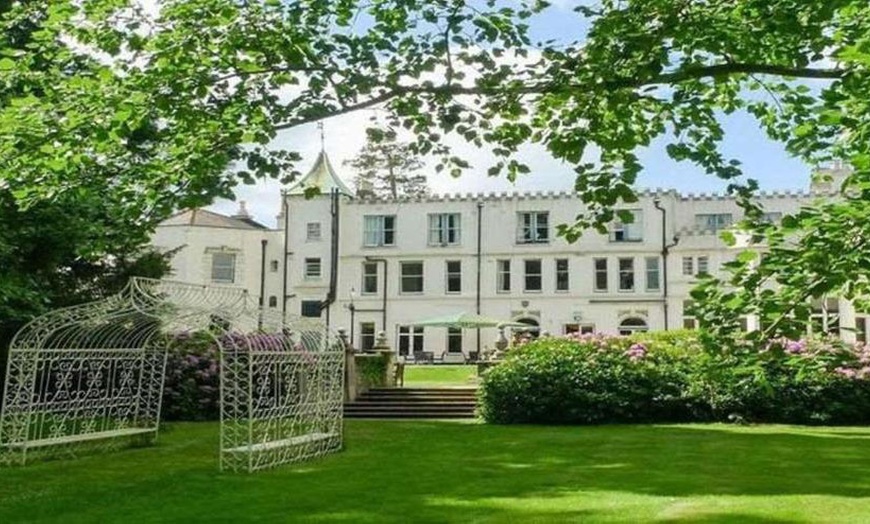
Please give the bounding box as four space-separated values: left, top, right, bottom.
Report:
0 278 344 472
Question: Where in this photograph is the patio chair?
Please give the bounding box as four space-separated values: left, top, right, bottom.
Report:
413 351 434 364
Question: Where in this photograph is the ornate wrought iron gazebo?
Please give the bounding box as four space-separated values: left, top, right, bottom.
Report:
0 278 344 472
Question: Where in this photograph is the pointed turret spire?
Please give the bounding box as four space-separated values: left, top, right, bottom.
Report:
285 150 353 197
317 121 326 152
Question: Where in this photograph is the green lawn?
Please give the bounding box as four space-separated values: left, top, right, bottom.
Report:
402 364 478 387
2 422 870 523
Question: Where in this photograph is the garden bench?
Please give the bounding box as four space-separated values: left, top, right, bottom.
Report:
3 427 156 449
223 431 338 453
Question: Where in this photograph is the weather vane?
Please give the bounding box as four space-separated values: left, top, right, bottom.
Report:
317 121 325 151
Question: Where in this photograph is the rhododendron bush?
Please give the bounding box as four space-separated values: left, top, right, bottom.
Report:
161 330 314 421
479 331 870 425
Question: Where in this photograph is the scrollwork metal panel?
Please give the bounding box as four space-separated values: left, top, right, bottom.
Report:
0 278 344 472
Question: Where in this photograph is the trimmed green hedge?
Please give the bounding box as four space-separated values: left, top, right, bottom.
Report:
356 352 391 390
479 332 870 425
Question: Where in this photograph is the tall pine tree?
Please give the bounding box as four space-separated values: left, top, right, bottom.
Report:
345 131 429 199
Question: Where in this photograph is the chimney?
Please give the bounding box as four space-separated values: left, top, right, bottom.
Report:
232 200 251 219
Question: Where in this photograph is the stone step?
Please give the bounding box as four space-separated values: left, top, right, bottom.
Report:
344 410 475 419
345 403 476 411
347 386 478 420
366 388 477 395
360 391 477 398
349 400 477 406
358 395 477 402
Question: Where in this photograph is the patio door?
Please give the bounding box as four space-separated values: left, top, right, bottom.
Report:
447 327 463 353
398 326 424 356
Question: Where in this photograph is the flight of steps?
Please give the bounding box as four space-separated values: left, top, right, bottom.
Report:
344 387 478 419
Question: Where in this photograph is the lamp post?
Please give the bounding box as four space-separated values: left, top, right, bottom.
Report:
348 288 357 348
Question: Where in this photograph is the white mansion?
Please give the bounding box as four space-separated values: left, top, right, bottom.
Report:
151 154 861 358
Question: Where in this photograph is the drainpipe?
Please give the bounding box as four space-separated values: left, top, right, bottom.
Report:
476 200 484 356
320 189 341 329
282 195 290 324
363 256 388 332
654 197 679 330
258 238 267 330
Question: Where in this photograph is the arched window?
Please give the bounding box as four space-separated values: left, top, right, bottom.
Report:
513 317 540 341
268 296 278 308
618 317 648 336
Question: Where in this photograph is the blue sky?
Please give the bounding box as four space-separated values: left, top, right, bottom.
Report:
212 2 814 225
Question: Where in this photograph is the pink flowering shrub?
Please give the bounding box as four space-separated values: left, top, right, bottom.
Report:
479 332 699 424
480 331 870 425
162 331 220 421
695 336 870 424
161 330 316 421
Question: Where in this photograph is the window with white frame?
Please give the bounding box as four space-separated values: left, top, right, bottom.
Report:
445 260 462 294
618 257 635 291
211 253 236 284
565 323 595 335
360 322 376 351
697 256 710 275
594 258 608 292
306 222 322 241
695 213 733 232
682 256 711 277
362 262 378 294
304 257 321 279
618 317 648 335
610 210 643 242
447 327 463 353
517 212 549 244
645 257 661 291
496 260 511 293
682 256 694 276
428 213 461 246
524 259 542 292
555 258 569 292
363 215 396 247
400 261 424 294
398 326 424 356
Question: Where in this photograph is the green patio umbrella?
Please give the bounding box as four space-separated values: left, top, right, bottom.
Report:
409 312 532 329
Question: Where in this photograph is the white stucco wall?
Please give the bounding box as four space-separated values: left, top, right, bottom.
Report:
152 220 283 307
153 185 858 358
